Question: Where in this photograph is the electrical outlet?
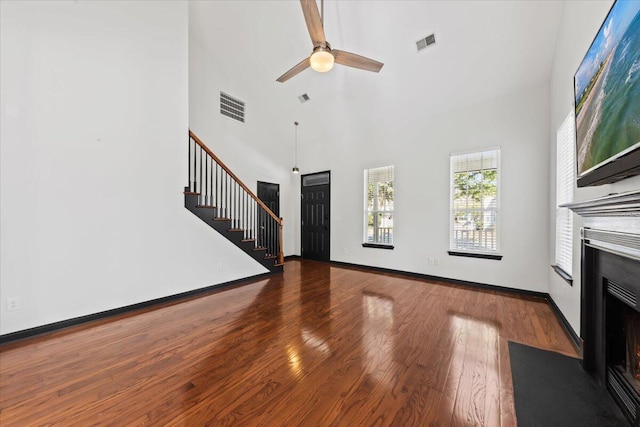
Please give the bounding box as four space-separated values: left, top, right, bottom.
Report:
7 297 20 311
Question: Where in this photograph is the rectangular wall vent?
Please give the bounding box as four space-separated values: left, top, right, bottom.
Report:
220 92 245 123
298 93 310 103
416 33 436 51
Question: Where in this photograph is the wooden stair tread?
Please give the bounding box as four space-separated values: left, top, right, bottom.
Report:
274 263 284 267
182 149 283 274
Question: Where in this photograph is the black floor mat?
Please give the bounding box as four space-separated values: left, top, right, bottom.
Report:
508 341 629 427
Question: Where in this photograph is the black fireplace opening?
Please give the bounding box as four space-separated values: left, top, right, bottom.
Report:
582 245 640 426
607 295 640 394
606 284 640 423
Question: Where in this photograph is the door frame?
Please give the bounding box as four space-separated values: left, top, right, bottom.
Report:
257 181 280 216
300 170 331 261
257 181 280 255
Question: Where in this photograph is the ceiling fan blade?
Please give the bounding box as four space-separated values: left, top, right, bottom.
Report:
276 57 311 83
333 50 384 73
300 0 326 46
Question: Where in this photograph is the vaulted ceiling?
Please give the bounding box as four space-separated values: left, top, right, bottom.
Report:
190 0 564 116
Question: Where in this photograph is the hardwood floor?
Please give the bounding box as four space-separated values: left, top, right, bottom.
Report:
0 259 577 426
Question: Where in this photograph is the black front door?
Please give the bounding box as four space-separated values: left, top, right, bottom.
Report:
301 171 330 262
257 181 279 255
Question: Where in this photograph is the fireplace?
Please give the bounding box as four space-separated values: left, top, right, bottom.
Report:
605 273 640 423
566 190 640 426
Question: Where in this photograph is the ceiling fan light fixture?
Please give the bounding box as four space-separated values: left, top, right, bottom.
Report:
309 47 334 73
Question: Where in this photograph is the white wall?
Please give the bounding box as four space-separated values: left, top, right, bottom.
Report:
188 33 300 257
294 79 553 292
188 1 554 293
0 0 266 336
548 0 640 334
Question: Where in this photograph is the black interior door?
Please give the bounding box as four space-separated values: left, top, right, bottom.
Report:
301 171 330 262
257 181 279 254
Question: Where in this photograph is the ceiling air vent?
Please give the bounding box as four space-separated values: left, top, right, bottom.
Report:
220 91 245 123
298 93 310 103
416 33 436 52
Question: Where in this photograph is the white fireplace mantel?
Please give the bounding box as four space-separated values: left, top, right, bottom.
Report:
564 189 640 262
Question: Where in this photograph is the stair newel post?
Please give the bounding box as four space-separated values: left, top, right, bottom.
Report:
205 153 208 205
209 156 213 207
188 136 191 191
270 216 274 256
235 182 238 229
224 170 228 218
279 218 284 265
251 198 254 240
192 138 197 193
269 216 273 257
199 146 204 204
271 216 275 256
215 163 219 218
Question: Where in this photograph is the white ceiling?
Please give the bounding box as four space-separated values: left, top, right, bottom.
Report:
190 0 564 117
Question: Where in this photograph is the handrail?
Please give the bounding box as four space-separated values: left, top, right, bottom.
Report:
189 130 282 226
187 130 284 266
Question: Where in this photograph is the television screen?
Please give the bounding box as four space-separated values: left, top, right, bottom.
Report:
574 0 640 186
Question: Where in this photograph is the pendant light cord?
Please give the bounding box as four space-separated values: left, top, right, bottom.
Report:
294 121 299 167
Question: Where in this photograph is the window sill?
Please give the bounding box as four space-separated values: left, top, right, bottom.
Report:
362 243 394 250
447 251 502 260
551 265 573 286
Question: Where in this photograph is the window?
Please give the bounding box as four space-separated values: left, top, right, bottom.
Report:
449 149 501 258
364 166 394 248
554 111 575 282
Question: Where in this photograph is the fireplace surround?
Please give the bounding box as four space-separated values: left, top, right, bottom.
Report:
566 190 640 425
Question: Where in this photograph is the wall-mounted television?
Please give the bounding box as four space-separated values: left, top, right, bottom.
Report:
574 0 640 187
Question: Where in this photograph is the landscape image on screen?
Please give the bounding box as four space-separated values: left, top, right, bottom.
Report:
575 0 640 176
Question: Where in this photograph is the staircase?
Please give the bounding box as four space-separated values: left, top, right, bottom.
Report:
184 131 284 273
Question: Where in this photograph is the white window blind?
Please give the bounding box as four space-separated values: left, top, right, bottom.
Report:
450 149 500 254
555 111 575 277
364 166 394 245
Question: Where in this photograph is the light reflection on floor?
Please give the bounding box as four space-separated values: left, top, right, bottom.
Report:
447 312 500 425
362 291 395 385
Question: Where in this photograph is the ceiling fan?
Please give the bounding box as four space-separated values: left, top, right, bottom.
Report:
276 0 384 83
